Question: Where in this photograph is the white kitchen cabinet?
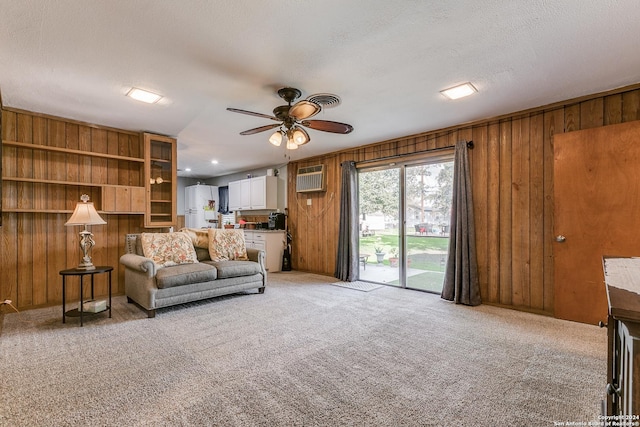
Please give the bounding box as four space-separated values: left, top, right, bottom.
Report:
244 230 285 272
240 179 252 209
249 176 267 208
228 180 243 211
228 176 277 211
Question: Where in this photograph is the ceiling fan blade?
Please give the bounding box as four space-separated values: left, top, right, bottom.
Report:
302 120 354 134
227 108 279 121
239 123 281 135
289 100 321 120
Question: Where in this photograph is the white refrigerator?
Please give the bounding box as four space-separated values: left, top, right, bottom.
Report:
185 184 219 229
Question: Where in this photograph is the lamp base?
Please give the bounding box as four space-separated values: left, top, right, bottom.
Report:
76 261 96 270
77 229 96 270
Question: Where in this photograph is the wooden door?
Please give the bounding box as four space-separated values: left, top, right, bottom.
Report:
554 120 640 324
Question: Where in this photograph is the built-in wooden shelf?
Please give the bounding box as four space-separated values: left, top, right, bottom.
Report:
2 132 173 222
2 208 143 214
3 209 74 214
3 176 142 188
2 140 145 162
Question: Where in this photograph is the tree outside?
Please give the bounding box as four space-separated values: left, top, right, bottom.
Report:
359 163 452 232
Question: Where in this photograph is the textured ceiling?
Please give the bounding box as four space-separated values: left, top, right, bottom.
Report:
1 1 639 178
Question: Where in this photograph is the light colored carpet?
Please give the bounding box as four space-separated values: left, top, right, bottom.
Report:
331 280 383 292
0 271 607 426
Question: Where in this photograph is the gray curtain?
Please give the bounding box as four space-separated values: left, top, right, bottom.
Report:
441 141 481 305
335 161 359 281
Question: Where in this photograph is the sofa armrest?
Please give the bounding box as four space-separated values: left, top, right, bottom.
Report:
119 253 157 277
245 247 265 264
246 248 267 280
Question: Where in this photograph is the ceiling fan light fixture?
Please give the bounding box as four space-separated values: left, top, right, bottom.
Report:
292 127 310 146
289 100 321 120
440 82 477 100
229 87 353 151
269 130 283 146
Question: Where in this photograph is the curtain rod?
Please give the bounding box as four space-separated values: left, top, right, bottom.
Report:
354 140 473 166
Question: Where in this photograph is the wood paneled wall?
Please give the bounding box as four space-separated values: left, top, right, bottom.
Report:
287 84 640 315
1 109 150 309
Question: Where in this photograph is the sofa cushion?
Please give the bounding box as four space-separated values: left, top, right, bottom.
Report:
207 229 248 261
156 263 217 289
206 260 262 279
140 232 199 268
179 227 210 249
194 247 211 262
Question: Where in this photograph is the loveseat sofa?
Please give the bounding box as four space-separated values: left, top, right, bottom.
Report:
120 229 266 317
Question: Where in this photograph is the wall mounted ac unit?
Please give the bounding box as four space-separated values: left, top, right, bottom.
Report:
296 164 326 193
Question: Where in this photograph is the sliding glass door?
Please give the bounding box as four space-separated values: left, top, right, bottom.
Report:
403 162 452 292
358 153 454 293
358 167 401 286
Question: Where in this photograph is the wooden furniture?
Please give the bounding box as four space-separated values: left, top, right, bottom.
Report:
1 139 145 214
144 133 177 227
603 256 640 416
228 176 278 211
2 125 174 221
244 230 285 272
60 265 113 326
2 130 174 220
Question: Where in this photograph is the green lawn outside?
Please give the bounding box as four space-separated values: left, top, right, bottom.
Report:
360 230 448 264
389 271 445 293
360 230 447 293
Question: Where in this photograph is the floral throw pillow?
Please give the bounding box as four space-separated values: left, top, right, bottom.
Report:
207 229 248 261
179 227 210 249
140 232 199 268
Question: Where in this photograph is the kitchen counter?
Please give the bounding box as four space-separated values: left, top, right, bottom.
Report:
243 230 286 272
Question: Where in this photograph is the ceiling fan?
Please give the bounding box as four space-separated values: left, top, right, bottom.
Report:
227 87 353 150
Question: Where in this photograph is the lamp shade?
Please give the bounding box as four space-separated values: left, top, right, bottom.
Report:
269 130 283 146
292 127 310 145
65 195 106 226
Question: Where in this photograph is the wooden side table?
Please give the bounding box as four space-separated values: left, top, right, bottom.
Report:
59 266 113 326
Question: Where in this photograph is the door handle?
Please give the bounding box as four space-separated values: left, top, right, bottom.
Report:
555 235 566 243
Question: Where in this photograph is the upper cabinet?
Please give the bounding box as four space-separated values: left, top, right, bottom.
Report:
228 176 277 211
144 133 177 227
228 180 243 212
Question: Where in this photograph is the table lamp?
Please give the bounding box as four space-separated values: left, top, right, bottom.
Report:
65 194 107 270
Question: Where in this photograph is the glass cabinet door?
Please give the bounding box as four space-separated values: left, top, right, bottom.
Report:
144 133 177 228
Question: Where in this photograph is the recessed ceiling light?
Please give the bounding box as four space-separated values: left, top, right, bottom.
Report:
126 87 162 104
440 82 477 100
211 160 218 164
185 168 191 172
